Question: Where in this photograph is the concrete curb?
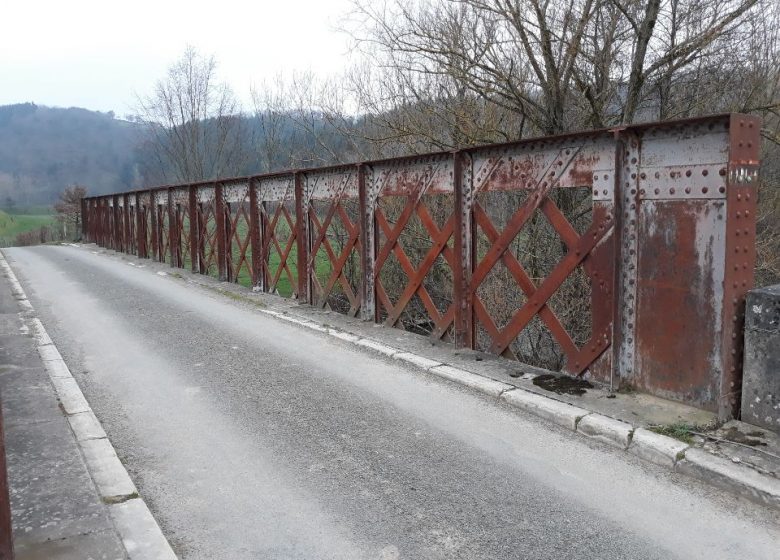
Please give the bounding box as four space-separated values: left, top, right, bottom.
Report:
250 300 780 511
577 413 633 449
501 389 589 431
0 251 177 559
431 365 514 397
628 428 689 469
676 448 780 509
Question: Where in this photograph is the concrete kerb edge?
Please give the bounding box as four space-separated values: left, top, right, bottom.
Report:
247 292 780 510
676 448 780 508
0 250 177 560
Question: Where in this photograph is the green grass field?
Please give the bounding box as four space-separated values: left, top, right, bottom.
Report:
163 217 336 298
0 209 57 246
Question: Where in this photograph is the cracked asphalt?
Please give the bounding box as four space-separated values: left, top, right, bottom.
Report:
4 245 779 559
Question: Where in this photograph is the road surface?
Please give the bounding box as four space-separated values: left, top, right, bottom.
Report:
5 245 779 559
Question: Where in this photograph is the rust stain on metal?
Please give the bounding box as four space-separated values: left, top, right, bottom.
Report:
634 200 721 407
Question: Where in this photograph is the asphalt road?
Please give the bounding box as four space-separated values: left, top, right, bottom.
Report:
4 245 779 560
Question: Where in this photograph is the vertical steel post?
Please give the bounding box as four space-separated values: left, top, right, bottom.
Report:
100 198 104 247
249 179 261 288
260 201 270 291
215 182 228 281
294 172 310 303
197 198 206 275
117 196 123 250
452 151 474 348
156 204 163 263
104 198 110 248
84 199 90 242
117 196 122 250
720 114 761 419
357 164 376 322
610 130 640 392
111 195 119 250
103 198 108 248
225 200 234 283
95 199 100 244
135 192 144 258
123 194 131 253
96 199 101 244
188 186 198 273
149 190 158 261
167 187 177 267
85 199 91 242
93 199 98 243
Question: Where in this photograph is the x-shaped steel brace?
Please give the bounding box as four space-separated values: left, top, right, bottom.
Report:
308 201 361 316
262 202 298 296
375 200 455 336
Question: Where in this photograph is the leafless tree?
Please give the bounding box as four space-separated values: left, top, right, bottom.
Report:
251 72 367 169
338 0 780 365
136 47 248 183
54 184 86 241
347 0 770 135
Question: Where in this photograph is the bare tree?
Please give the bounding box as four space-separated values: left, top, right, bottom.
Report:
347 0 770 136
337 0 780 366
54 184 86 241
250 76 294 173
252 72 367 168
136 47 248 183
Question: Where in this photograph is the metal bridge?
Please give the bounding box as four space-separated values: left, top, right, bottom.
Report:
81 113 761 420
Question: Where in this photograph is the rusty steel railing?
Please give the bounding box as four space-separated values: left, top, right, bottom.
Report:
82 114 761 419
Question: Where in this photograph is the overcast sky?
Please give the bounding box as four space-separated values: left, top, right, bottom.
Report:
1 0 355 115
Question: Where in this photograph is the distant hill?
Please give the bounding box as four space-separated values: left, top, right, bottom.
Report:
0 102 365 207
0 103 141 206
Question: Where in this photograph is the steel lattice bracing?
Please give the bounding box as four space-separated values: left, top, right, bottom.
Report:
82 114 761 419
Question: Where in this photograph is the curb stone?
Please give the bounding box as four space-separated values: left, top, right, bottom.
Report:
80 438 138 499
430 365 513 397
37 344 63 362
110 499 177 559
676 448 780 508
29 318 52 345
577 414 634 449
501 389 590 431
393 352 442 371
43 357 72 379
328 330 361 343
51 377 91 414
355 338 398 356
68 410 108 442
628 428 689 469
0 250 177 559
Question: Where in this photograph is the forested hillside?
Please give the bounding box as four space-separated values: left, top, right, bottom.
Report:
0 101 357 207
0 103 140 206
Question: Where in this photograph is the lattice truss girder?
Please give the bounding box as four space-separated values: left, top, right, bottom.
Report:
222 183 252 283
195 187 218 275
370 155 458 339
468 144 615 375
305 168 361 316
257 176 298 296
